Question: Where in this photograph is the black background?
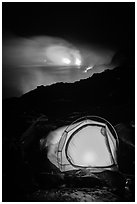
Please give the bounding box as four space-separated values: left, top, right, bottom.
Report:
2 2 135 49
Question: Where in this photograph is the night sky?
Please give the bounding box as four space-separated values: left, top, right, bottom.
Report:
2 2 134 98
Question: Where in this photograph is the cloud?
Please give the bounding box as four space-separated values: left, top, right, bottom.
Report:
3 35 116 98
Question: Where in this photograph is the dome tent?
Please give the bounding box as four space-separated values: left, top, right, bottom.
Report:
44 116 119 173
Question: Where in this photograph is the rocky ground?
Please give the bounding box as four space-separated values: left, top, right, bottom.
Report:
3 65 135 201
26 187 121 202
2 113 135 201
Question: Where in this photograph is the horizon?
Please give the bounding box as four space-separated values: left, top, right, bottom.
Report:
2 2 134 98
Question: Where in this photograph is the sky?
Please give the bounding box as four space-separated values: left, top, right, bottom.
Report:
2 2 134 98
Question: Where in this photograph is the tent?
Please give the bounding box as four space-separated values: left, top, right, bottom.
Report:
42 116 119 173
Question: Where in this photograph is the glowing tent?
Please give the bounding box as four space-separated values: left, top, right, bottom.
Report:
44 116 119 173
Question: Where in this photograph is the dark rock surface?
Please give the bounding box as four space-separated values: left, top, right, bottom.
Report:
2 65 135 201
26 187 121 202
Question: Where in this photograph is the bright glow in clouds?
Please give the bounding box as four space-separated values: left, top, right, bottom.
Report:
3 35 116 98
75 58 81 66
44 45 81 66
62 58 71 64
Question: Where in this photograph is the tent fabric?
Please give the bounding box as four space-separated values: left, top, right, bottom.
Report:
66 126 113 167
44 116 119 173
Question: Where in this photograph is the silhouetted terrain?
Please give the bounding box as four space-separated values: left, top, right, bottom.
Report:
3 63 134 117
3 63 135 201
